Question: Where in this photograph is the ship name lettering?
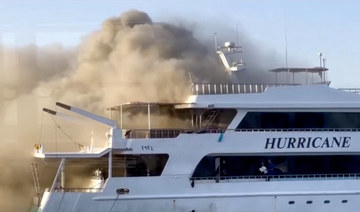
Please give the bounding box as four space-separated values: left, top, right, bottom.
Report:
265 136 351 149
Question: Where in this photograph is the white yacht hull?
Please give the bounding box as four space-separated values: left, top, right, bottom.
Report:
38 177 360 212
34 86 360 212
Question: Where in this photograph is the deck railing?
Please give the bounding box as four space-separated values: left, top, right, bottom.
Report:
123 129 225 139
338 88 360 94
234 128 360 132
122 128 360 139
190 83 293 95
54 187 103 193
190 83 360 95
191 173 360 183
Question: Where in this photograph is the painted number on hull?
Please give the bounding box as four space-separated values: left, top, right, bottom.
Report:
141 145 154 151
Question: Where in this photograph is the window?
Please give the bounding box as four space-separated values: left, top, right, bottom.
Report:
294 113 323 128
197 109 237 129
112 154 169 177
46 155 110 192
110 104 236 130
192 155 360 178
237 112 360 129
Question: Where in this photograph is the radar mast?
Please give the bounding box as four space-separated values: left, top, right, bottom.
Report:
214 34 245 82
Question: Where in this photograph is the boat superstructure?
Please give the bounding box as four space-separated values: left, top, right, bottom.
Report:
31 42 360 212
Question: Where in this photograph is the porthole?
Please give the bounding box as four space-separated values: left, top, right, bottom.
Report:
288 201 295 205
306 200 313 204
342 200 348 203
324 200 330 204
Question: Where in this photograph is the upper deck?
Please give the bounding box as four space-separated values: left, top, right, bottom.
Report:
191 83 293 95
189 66 360 95
191 82 360 95
37 83 360 148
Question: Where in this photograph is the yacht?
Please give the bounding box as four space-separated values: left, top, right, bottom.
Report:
32 42 360 212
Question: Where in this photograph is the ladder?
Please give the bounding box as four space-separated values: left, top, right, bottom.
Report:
202 110 219 128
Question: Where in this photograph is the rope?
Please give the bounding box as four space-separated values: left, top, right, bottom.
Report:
50 115 84 150
54 191 66 212
38 112 44 144
108 194 120 212
55 109 58 154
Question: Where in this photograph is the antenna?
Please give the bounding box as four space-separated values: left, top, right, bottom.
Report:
188 72 194 94
188 72 193 84
318 52 323 67
236 24 239 47
323 57 327 81
285 36 288 69
236 23 241 62
213 33 218 53
284 11 289 84
318 52 323 82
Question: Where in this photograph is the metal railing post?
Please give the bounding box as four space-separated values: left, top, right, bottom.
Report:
50 158 66 192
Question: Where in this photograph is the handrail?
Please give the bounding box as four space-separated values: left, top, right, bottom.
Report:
191 173 360 183
123 129 225 139
122 128 360 139
190 83 360 95
338 88 360 94
50 158 65 192
191 83 294 95
54 187 103 193
234 128 360 132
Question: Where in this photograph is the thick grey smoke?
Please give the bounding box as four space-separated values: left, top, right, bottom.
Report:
42 10 228 112
0 10 285 212
0 44 75 212
0 44 74 97
0 10 228 212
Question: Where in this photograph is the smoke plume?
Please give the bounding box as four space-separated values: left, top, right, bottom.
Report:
42 10 228 112
0 10 284 212
0 10 227 212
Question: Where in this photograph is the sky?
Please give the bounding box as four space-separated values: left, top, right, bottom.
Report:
1 0 360 88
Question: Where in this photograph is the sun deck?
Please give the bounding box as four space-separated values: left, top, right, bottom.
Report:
191 83 360 95
190 83 294 95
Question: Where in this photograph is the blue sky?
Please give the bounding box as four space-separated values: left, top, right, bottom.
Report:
1 0 360 88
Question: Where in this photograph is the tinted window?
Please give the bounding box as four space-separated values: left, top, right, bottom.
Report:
112 154 168 177
294 113 323 128
237 112 360 129
192 155 360 178
202 109 237 129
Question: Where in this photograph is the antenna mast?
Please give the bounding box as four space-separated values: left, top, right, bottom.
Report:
236 24 239 47
284 12 289 84
213 33 218 53
285 36 288 69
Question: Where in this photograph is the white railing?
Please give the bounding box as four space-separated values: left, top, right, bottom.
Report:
338 88 360 94
54 188 103 193
123 129 225 139
190 83 360 95
191 173 360 183
191 83 294 95
122 128 360 139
